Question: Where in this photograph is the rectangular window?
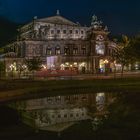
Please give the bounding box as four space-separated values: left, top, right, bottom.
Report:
64 114 67 118
63 30 66 34
65 96 70 101
57 30 60 34
51 30 54 34
73 48 78 55
55 49 61 55
70 114 73 117
81 30 84 34
75 30 79 34
69 30 73 34
76 114 79 117
55 96 61 102
82 48 86 55
47 97 52 102
46 49 52 55
64 47 70 55
82 113 85 116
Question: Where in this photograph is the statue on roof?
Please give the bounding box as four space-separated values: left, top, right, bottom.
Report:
104 26 108 31
91 15 98 26
91 15 104 29
92 15 98 21
56 10 60 16
99 20 103 25
33 16 38 20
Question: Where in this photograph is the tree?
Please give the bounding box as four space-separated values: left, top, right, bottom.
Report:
0 61 5 79
129 35 140 62
17 64 26 79
24 57 42 78
114 35 133 77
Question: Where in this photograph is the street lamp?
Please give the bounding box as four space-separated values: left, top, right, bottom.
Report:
42 64 47 69
104 59 109 76
9 64 14 71
9 64 16 78
70 64 73 79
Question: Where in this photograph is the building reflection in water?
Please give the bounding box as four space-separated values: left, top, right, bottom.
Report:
9 93 115 132
96 93 105 111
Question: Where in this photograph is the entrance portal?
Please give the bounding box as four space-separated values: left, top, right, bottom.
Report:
99 59 105 73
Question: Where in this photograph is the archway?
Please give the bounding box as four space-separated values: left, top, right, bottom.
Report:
99 59 105 73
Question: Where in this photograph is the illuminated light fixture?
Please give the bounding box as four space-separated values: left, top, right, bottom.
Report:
10 64 14 69
65 62 69 65
80 62 86 67
135 64 139 70
42 64 47 69
9 64 16 71
60 64 65 67
74 62 77 65
70 65 73 67
97 93 105 97
22 65 27 69
51 64 55 68
104 59 109 64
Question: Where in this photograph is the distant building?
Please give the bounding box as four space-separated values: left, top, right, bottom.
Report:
1 11 116 74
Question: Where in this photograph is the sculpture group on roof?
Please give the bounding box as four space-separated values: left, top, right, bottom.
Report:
91 15 108 31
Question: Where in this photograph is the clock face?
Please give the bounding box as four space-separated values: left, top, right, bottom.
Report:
96 35 104 41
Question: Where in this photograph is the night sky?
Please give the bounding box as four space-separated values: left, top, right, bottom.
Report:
0 0 140 35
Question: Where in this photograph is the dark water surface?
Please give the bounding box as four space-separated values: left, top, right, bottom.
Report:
0 92 140 140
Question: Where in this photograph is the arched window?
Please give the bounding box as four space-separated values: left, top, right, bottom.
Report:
73 47 78 55
64 47 70 55
46 47 52 55
55 46 61 55
81 47 86 55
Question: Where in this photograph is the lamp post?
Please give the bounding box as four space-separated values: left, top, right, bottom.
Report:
104 59 109 76
70 64 73 79
9 64 15 78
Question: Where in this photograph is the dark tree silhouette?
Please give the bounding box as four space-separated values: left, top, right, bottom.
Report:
25 57 43 79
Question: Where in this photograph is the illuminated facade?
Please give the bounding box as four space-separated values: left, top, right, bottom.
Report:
1 11 116 74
